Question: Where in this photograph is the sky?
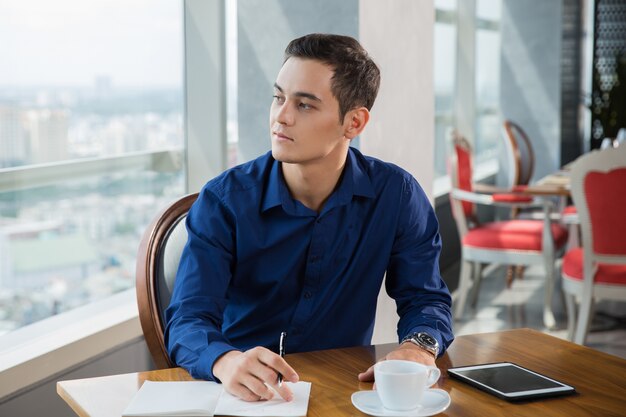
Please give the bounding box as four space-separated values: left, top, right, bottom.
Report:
0 0 183 88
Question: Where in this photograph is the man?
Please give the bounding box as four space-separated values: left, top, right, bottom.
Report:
165 33 453 402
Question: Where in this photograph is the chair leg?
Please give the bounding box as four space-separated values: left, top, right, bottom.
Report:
542 260 557 330
565 293 577 341
566 223 580 250
506 265 515 288
574 296 595 345
469 263 483 308
454 260 473 320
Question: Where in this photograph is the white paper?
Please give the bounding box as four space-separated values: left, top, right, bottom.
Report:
213 382 312 417
122 380 222 416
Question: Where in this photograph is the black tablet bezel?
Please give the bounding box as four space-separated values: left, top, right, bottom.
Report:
447 362 576 402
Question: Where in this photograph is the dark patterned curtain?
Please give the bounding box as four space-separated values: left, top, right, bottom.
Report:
590 0 626 148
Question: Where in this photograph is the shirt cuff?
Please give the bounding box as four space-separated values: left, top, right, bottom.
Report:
193 341 240 381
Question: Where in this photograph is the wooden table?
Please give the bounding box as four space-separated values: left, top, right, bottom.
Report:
524 169 571 197
57 329 626 417
473 170 571 198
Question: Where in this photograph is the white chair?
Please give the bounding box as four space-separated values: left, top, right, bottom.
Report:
449 133 569 329
562 145 626 345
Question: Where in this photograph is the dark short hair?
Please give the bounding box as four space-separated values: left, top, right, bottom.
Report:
284 33 380 122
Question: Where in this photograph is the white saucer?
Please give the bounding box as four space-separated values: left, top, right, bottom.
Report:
351 389 451 417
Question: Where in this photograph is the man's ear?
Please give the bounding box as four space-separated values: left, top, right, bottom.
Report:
344 107 370 140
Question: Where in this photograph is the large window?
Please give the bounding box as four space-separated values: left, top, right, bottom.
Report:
474 0 501 164
433 0 502 187
0 0 184 335
434 0 458 178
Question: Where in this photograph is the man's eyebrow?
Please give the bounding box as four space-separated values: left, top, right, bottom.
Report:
273 83 322 102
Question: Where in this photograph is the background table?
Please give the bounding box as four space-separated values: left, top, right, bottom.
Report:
58 329 626 417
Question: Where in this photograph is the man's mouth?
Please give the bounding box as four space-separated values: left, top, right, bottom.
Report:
273 132 294 141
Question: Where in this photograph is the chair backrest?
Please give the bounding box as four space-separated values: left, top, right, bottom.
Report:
570 146 626 274
136 193 198 369
502 120 535 187
448 131 476 237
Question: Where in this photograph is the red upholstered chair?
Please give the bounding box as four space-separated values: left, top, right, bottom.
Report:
501 120 577 279
449 133 569 328
562 145 626 345
501 120 575 219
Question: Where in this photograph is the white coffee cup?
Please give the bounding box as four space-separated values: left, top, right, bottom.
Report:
374 360 441 411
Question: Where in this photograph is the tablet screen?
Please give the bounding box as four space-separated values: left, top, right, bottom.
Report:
454 365 562 393
448 362 576 400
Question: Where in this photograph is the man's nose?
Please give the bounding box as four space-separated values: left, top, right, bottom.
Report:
275 102 294 125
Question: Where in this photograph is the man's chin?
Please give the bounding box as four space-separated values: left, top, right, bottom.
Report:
271 149 296 164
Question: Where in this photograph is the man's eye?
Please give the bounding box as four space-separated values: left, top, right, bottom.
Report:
299 102 312 110
273 95 284 103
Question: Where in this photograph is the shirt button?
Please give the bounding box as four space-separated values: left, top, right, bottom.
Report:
304 291 313 299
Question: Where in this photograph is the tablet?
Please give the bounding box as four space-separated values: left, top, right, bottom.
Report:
448 362 576 401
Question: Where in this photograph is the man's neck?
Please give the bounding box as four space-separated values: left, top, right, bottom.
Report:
281 151 349 213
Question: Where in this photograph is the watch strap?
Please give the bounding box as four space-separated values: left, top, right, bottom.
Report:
401 332 439 358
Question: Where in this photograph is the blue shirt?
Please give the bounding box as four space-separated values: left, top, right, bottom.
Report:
165 148 453 380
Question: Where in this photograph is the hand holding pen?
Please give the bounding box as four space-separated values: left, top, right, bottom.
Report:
211 333 299 402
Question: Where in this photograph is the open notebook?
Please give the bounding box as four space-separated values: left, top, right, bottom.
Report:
122 380 311 417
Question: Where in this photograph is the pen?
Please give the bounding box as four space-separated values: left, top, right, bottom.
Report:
278 331 287 386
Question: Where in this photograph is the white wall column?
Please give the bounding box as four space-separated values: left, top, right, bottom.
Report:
360 0 436 344
500 0 563 181
359 0 435 201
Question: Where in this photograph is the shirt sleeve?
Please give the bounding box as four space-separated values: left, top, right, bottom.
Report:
164 187 239 380
385 176 454 356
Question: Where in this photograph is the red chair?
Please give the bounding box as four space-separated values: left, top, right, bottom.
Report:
501 120 575 220
502 120 578 279
562 145 626 344
449 133 569 328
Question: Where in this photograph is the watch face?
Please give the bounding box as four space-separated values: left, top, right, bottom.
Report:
418 333 437 347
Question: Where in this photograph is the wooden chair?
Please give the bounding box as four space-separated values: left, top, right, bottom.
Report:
502 120 535 188
136 193 198 368
562 145 626 344
448 132 569 329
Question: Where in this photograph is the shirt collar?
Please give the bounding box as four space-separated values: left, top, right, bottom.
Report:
261 148 375 214
261 159 284 212
348 147 376 199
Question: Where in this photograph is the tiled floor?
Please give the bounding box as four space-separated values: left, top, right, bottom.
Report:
453 264 626 359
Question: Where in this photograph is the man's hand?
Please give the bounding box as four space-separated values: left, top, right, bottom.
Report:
357 342 436 383
213 347 299 402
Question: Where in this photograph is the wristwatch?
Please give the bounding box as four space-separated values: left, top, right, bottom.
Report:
401 332 440 358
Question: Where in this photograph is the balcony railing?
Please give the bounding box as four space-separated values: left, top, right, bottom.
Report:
0 148 184 193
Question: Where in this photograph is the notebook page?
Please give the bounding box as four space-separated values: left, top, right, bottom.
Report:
122 380 222 416
213 381 311 417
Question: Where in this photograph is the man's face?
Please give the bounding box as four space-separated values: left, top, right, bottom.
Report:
269 57 350 165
